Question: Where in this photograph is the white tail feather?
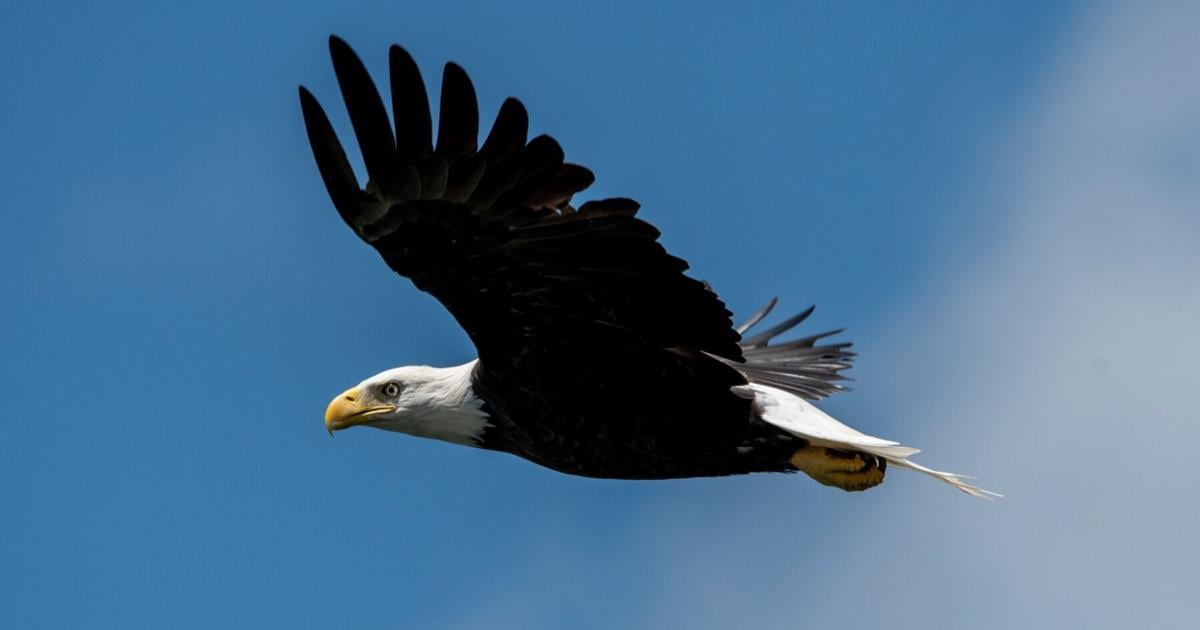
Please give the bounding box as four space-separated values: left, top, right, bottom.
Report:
739 384 1000 499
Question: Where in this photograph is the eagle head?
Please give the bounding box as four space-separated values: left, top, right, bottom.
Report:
324 362 489 446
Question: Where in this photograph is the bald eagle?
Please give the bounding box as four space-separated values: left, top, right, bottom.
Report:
301 37 995 497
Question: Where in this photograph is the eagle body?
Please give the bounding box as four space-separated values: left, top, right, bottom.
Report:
471 359 803 480
304 37 995 497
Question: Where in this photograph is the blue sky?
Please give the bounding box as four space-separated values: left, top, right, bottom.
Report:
3 1 1198 628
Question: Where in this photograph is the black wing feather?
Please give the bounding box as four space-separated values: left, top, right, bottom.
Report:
479 97 528 160
435 63 479 159
298 86 383 230
329 36 401 199
388 44 432 159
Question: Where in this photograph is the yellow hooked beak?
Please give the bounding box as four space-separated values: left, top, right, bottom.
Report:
324 387 396 435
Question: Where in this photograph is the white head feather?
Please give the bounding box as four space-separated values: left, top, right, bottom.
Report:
352 360 490 446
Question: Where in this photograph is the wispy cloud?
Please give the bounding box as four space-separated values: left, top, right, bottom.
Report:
643 3 1200 624
449 2 1200 628
874 1 1200 625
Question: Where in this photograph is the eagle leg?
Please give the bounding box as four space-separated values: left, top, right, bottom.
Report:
789 446 886 492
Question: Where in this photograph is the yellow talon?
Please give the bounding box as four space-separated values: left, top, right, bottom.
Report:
790 446 886 492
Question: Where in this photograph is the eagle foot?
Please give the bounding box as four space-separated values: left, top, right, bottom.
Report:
789 446 886 492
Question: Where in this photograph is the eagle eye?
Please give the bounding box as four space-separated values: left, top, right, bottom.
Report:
382 381 402 398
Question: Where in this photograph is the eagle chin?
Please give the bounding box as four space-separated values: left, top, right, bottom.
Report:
303 36 997 498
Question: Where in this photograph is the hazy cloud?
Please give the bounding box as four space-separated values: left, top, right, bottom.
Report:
453 2 1200 628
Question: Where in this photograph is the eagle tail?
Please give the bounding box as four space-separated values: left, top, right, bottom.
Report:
739 383 1000 499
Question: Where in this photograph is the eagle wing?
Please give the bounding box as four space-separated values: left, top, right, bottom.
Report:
300 38 744 374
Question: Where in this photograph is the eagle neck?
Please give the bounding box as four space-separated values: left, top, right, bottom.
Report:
402 360 491 446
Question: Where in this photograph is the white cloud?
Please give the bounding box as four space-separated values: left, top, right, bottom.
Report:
450 3 1200 627
886 2 1200 625
644 2 1200 626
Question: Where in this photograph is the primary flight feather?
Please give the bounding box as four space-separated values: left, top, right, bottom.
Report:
301 36 995 497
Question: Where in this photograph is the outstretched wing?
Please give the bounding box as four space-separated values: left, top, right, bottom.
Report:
299 37 743 389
